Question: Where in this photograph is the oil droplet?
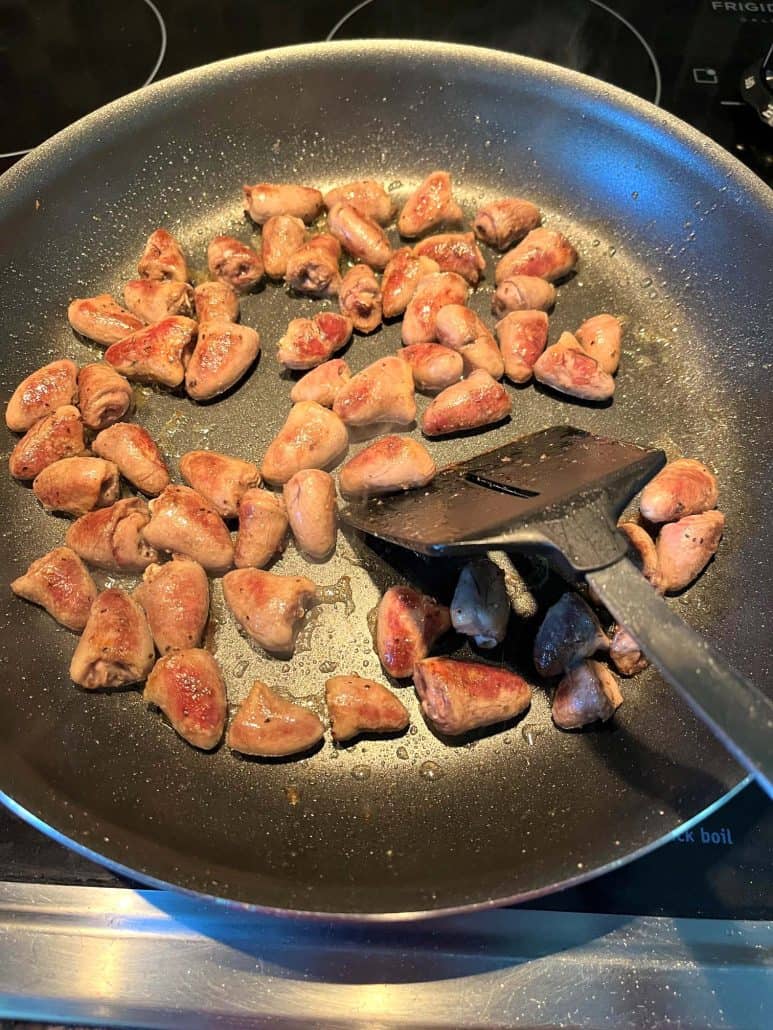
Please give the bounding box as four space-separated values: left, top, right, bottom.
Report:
396 746 409 760
408 724 418 736
351 764 371 781
319 660 337 674
233 659 249 679
631 190 639 200
419 760 444 781
521 723 547 746
285 785 300 806
318 575 355 616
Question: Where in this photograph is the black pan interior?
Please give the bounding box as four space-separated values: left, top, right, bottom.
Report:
0 41 771 917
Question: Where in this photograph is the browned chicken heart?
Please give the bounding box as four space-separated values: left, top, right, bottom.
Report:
137 228 189 282
234 489 289 569
261 401 349 485
227 680 324 758
6 359 78 433
194 281 240 323
9 405 85 480
420 369 511 437
222 569 317 654
473 197 541 250
451 558 510 649
491 275 556 318
134 556 210 655
376 585 451 679
413 233 485 285
639 458 718 524
179 450 260 518
142 485 234 574
145 648 227 750
92 421 169 496
495 310 549 384
283 469 338 561
552 660 622 730
76 363 133 432
398 171 463 238
332 355 416 427
402 271 469 346
11 546 97 632
32 456 120 516
325 675 409 743
261 214 308 279
533 593 609 678
104 316 198 388
414 658 532 736
185 321 261 401
243 182 323 225
575 313 623 375
70 588 155 690
327 203 393 270
656 510 725 593
207 235 264 293
338 264 382 334
277 312 353 370
338 435 436 498
289 358 352 407
285 234 342 297
494 227 577 284
323 179 395 225
434 304 504 379
67 295 144 346
66 497 159 572
381 248 440 319
398 343 464 392
124 279 195 323
532 332 615 402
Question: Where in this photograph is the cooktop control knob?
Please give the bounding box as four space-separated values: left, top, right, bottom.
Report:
741 44 773 128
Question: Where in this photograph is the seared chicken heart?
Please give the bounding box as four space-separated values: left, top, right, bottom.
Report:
277 312 352 370
234 489 288 568
338 435 436 498
324 180 395 225
333 355 416 427
77 363 133 431
185 321 261 401
325 675 409 743
397 171 463 238
552 660 622 730
421 369 511 437
381 248 440 319
533 332 615 402
67 295 144 346
376 585 451 679
338 264 382 333
222 569 317 654
609 626 648 678
227 680 324 757
66 497 159 572
243 182 323 225
618 522 661 590
70 588 155 690
134 556 210 654
261 214 307 278
414 658 532 736
285 233 342 297
413 233 485 285
283 469 337 561
261 401 349 485
575 314 623 375
124 279 195 323
9 405 85 480
491 275 556 318
327 203 393 270
207 235 264 293
179 450 260 518
473 197 541 250
397 343 463 392
639 458 718 524
142 485 234 575
138 228 189 282
92 422 169 496
494 227 577 284
145 649 226 749
194 281 240 323
656 510 725 593
11 546 97 632
451 558 510 649
104 316 197 388
402 271 470 346
495 310 549 383
533 593 609 678
289 358 352 407
435 304 504 379
6 359 78 433
32 457 120 516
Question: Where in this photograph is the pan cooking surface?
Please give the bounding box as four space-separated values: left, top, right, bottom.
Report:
0 42 770 917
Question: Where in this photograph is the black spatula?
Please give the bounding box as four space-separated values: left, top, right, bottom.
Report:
341 426 772 797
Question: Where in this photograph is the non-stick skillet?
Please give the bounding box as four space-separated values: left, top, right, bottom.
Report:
0 41 770 919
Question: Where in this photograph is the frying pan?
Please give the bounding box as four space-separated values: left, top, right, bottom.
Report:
0 41 771 920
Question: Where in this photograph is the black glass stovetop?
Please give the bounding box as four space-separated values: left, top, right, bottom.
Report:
0 0 770 921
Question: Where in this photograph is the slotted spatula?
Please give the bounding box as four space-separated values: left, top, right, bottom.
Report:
341 426 773 797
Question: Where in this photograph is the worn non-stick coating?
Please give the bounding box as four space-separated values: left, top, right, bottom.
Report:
0 42 771 919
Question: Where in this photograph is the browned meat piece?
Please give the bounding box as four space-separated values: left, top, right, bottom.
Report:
92 422 169 496
639 458 719 524
234 489 288 569
277 312 352 370
434 304 504 379
283 469 337 561
124 279 195 323
32 457 119 516
67 295 144 347
70 588 155 689
413 233 485 285
145 649 226 749
11 546 97 632
104 316 197 388
142 485 234 575
66 497 159 572
656 510 725 593
333 355 416 427
261 401 349 485
451 559 510 649
222 569 317 654
338 436 436 498
495 310 549 384
77 363 133 432
576 314 622 375
134 556 210 654
618 522 661 590
381 248 440 318
289 358 352 407
207 235 264 293
552 660 622 729
398 343 463 392
376 585 450 679
179 450 260 518
185 321 261 400
494 227 577 284
327 203 393 270
243 182 323 225
325 675 409 743
324 180 395 225
193 281 239 323
227 680 324 757
6 359 78 432
533 593 609 678
138 229 188 282
414 657 531 735
421 369 511 437
261 214 307 278
609 626 648 677
402 272 469 346
285 233 342 297
338 264 382 333
9 405 84 480
473 197 541 250
533 332 615 402
491 276 556 318
397 171 463 238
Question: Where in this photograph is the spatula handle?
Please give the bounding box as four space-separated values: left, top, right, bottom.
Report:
586 558 773 799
